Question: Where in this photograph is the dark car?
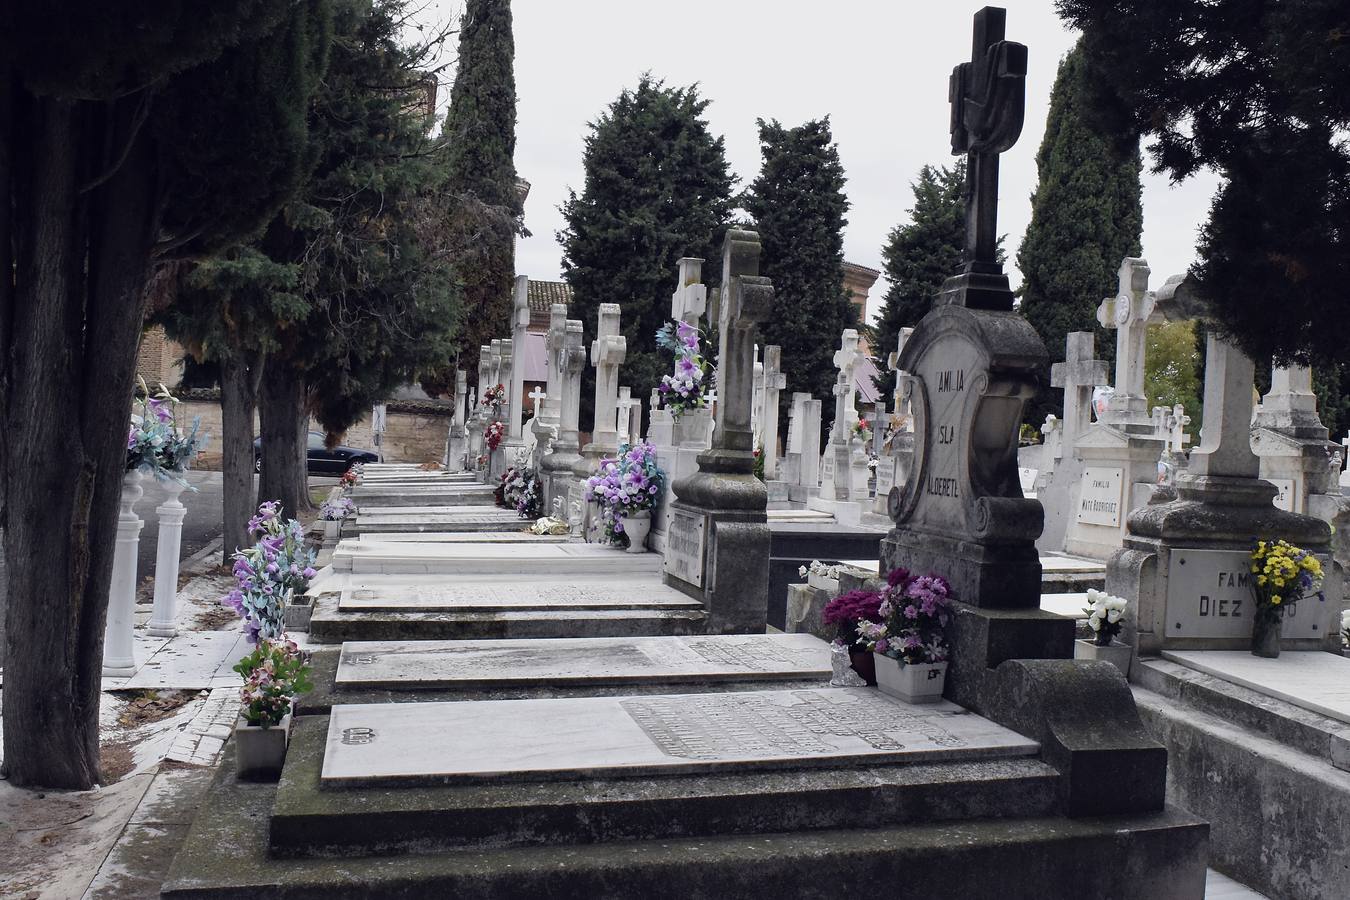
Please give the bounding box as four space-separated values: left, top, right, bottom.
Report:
254 431 378 475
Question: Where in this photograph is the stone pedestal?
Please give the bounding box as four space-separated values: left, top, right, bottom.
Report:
104 471 145 677
147 479 188 638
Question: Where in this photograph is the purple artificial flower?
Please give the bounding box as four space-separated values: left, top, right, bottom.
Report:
147 397 173 423
302 567 316 579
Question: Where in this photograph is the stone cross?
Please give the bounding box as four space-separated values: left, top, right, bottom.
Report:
1151 406 1170 441
588 304 627 452
554 319 587 455
508 276 530 440
1167 404 1191 454
452 369 467 430
628 395 643 446
707 229 774 462
541 304 567 427
887 327 915 427
528 386 546 420
760 345 786 479
1095 258 1158 425
1188 332 1260 479
1040 413 1062 465
671 258 707 325
830 329 862 445
616 386 638 445
786 392 807 455
946 6 1027 308
1050 331 1108 451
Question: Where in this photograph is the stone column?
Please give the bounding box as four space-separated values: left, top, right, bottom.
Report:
104 472 145 676
577 303 626 469
508 276 530 442
146 480 188 638
761 345 786 480
447 369 468 472
543 319 586 511
665 229 774 633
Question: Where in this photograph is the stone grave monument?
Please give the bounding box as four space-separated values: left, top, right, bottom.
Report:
1034 331 1108 552
873 327 916 516
541 318 586 513
664 228 774 632
1251 363 1345 518
570 303 627 539
782 391 822 504
810 328 867 524
1109 276 1340 654
445 368 468 472
759 344 787 500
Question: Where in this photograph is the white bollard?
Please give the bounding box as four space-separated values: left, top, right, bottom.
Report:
146 479 187 638
104 471 145 676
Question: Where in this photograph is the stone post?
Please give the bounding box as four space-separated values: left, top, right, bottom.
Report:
543 319 586 511
761 345 786 480
104 473 145 676
447 369 468 472
146 480 188 638
508 276 530 442
665 229 774 633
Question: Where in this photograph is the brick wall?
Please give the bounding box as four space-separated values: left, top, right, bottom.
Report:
135 325 186 389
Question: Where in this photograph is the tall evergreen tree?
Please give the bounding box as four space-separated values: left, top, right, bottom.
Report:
1017 44 1143 424
0 0 328 789
434 0 522 389
742 117 854 413
559 76 734 430
872 162 966 397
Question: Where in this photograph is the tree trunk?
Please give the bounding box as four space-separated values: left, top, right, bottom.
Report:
2 92 159 789
257 357 307 520
220 353 259 556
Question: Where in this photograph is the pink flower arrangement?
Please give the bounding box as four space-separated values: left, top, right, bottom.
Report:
857 568 954 664
484 420 505 452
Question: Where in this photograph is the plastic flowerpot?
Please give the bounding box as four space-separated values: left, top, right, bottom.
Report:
1074 638 1132 676
235 712 292 781
873 654 946 704
620 510 652 553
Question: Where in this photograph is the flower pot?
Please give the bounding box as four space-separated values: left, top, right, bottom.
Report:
1074 638 1132 676
849 650 877 686
873 653 947 704
1252 616 1282 659
235 713 292 781
620 511 652 553
323 519 340 540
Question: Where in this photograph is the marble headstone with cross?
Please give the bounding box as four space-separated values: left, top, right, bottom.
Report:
1034 331 1108 553
445 369 469 472
783 392 822 504
1108 276 1339 654
873 328 916 516
470 345 493 479
810 330 868 523
540 318 587 513
488 337 515 481
569 304 627 539
760 345 788 500
648 258 717 552
664 228 774 633
1059 260 1176 560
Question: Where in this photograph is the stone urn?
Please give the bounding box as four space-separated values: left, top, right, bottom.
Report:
873 654 947 704
235 712 293 781
620 509 652 553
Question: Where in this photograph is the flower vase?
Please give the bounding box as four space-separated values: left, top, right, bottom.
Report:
873 653 947 704
323 519 340 540
620 510 652 553
1074 637 1133 676
235 712 293 781
1252 615 1282 659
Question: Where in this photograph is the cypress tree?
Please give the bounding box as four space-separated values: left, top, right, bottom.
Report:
559 76 734 430
872 162 966 397
439 0 522 385
742 117 854 411
1017 43 1143 424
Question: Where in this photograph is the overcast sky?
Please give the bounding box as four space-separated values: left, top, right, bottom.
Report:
426 1 1220 327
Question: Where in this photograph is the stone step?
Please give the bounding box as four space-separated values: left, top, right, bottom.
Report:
307 597 708 643
349 489 496 507
163 738 1207 898
353 512 530 534
355 531 572 543
271 713 1055 856
330 540 664 576
336 578 704 614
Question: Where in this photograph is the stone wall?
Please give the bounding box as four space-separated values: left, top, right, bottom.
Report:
159 393 451 470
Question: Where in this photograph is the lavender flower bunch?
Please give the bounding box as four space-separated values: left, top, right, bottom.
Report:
856 568 954 665
656 320 712 419
584 440 666 544
223 501 317 644
126 378 208 487
319 496 357 521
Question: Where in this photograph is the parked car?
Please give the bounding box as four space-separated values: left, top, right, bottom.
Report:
253 432 378 475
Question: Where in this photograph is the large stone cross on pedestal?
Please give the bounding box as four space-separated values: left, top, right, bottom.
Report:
760 345 786 479
508 276 530 440
1095 258 1158 426
830 330 862 445
1167 405 1191 455
942 5 1027 310
1050 331 1108 452
705 229 775 467
588 304 626 453
558 319 586 448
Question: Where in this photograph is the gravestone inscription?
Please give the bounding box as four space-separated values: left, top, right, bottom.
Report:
663 508 707 588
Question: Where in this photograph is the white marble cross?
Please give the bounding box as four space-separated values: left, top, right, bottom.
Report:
1188 333 1260 479
886 327 915 426
589 304 627 451
1049 332 1108 452
761 345 787 478
671 258 708 325
616 386 639 445
1095 257 1160 425
830 329 861 445
1166 404 1191 454
528 386 547 419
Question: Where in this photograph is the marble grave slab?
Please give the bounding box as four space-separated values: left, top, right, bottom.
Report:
338 578 703 613
322 687 1040 786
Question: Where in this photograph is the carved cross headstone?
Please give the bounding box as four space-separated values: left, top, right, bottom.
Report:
616 386 638 445
705 229 774 463
452 369 467 430
1167 405 1191 455
554 319 587 455
751 345 764 440
830 330 862 445
476 345 492 419
540 304 567 427
1095 258 1158 425
508 275 530 440
671 258 707 325
588 304 627 453
1151 406 1170 441
943 5 1027 309
496 338 514 429
528 386 547 420
887 327 915 431
1050 331 1108 453
760 345 786 479
1188 333 1260 479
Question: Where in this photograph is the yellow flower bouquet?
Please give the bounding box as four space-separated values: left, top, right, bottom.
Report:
1248 539 1325 657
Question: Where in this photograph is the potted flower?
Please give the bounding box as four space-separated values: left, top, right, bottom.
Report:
584 440 666 552
1248 538 1324 658
319 496 356 540
231 637 312 780
798 559 843 593
480 383 507 416
850 419 873 446
1074 589 1132 674
821 587 886 685
857 569 953 703
223 501 318 642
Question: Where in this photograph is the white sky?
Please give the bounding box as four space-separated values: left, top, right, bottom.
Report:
425 0 1221 326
